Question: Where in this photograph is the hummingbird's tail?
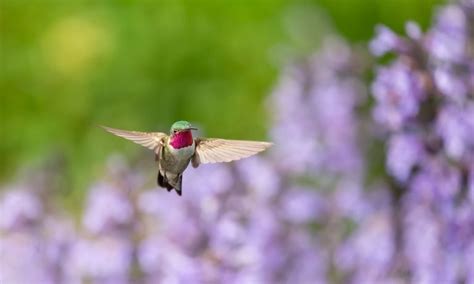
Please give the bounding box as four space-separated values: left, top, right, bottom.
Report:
157 171 183 196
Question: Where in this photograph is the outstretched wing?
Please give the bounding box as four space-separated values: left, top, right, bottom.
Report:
100 125 166 154
192 138 272 168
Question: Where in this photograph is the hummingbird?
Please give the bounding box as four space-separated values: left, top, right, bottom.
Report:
101 121 272 196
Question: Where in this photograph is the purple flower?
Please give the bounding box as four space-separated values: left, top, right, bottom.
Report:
270 39 365 177
0 187 43 230
236 156 280 200
82 182 133 234
433 66 468 103
183 163 235 199
140 236 206 283
279 186 324 223
386 133 425 182
436 104 473 160
333 181 371 220
270 65 307 122
371 62 426 131
369 3 474 283
370 25 402 56
0 233 56 284
427 5 468 63
270 119 319 174
409 157 461 201
336 212 395 282
42 216 75 279
65 236 133 283
404 204 441 283
406 21 422 40
466 241 474 284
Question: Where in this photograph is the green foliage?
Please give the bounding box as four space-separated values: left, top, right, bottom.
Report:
0 0 442 195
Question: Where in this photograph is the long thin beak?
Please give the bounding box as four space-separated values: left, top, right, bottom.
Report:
181 127 197 131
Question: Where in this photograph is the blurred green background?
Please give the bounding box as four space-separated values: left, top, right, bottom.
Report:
1 0 442 196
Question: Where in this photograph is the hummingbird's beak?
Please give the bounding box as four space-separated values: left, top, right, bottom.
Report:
188 127 198 131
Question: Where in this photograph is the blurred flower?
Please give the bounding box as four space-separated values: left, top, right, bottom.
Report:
65 236 133 284
404 204 444 284
0 186 43 231
0 233 56 284
337 212 395 283
371 0 473 184
433 66 469 102
270 38 365 178
386 133 424 182
279 186 324 223
426 4 468 63
370 1 474 283
236 157 280 200
405 21 422 40
43 216 75 277
82 182 134 234
0 182 73 284
466 241 474 284
369 25 403 56
436 103 474 160
269 37 372 284
371 62 426 131
136 159 328 283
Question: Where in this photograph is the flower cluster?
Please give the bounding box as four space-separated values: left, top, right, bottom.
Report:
270 38 400 283
370 1 474 282
0 184 74 284
270 38 365 178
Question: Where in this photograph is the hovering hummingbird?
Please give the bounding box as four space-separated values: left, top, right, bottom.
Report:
101 121 272 196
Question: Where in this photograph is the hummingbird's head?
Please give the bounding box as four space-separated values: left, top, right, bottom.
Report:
169 121 197 149
170 120 197 135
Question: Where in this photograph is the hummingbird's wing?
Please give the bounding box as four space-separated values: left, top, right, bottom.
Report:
192 138 272 168
100 126 167 154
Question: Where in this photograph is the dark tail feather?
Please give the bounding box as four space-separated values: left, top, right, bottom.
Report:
175 175 182 196
157 171 173 191
157 171 183 196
